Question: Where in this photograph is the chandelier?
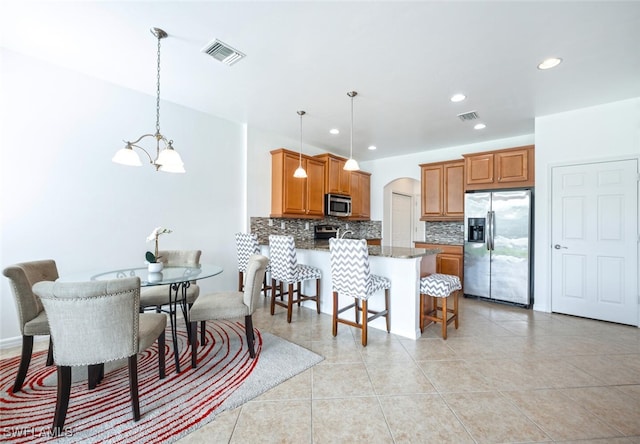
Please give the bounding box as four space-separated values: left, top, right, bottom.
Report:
112 27 185 173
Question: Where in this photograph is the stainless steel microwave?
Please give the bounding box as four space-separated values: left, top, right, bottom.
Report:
325 194 352 217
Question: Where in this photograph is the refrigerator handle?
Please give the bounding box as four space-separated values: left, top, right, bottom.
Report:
486 211 492 250
490 210 496 251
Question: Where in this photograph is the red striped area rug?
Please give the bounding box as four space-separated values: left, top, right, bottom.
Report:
0 320 323 443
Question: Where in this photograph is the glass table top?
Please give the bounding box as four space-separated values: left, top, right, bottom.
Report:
90 264 223 287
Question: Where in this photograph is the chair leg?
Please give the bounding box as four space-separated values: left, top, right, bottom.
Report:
332 291 339 337
315 278 321 313
361 299 368 346
238 271 244 292
287 283 294 323
245 315 256 358
262 273 269 297
88 364 102 389
157 330 165 379
190 321 198 369
441 296 448 340
128 356 141 421
384 288 391 333
454 291 459 329
297 281 302 307
200 320 206 346
51 366 71 436
419 293 425 333
13 335 33 393
46 337 54 366
270 279 277 315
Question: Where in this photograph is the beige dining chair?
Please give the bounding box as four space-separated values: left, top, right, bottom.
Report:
32 277 166 436
2 259 59 392
189 254 268 366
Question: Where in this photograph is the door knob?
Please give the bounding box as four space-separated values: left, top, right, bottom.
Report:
554 244 568 250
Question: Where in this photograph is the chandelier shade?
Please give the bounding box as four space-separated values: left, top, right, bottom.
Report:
112 27 185 173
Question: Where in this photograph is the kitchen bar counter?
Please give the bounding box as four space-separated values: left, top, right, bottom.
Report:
259 240 439 340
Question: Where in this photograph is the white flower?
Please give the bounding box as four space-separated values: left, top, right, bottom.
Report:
147 226 172 242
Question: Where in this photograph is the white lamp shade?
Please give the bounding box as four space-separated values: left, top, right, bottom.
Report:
112 147 142 166
343 158 360 171
156 148 185 172
293 165 307 178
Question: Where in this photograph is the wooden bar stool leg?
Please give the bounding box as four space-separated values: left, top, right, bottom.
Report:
454 291 459 329
441 296 448 340
361 299 368 346
419 293 425 333
270 279 277 315
332 291 338 337
315 278 321 313
287 283 294 323
384 289 390 333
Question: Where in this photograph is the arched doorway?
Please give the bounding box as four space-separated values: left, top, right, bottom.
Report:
382 178 424 247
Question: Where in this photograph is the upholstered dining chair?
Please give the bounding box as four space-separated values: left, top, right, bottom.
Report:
32 277 166 436
235 232 271 297
329 238 391 346
189 254 268 366
2 260 59 393
268 235 321 323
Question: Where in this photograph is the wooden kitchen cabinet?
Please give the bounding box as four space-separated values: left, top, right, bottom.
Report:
271 148 325 219
315 153 351 196
419 160 464 221
414 243 464 283
463 145 534 190
349 170 371 220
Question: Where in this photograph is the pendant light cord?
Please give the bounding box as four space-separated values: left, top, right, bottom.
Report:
155 33 162 136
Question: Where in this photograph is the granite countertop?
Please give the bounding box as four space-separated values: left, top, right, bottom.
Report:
260 239 440 259
414 240 464 246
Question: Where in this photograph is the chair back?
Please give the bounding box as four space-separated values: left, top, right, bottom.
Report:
2 260 59 333
235 233 261 272
268 235 298 283
329 238 370 298
243 255 269 313
32 277 141 366
156 250 201 266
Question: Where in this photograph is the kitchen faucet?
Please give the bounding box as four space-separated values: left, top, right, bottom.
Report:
336 228 354 239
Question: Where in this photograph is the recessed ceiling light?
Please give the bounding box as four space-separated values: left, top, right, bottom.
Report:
537 57 562 70
474 123 486 130
368 145 377 150
450 93 466 102
329 128 339 135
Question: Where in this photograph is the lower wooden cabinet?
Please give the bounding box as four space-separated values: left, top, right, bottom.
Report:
414 243 463 283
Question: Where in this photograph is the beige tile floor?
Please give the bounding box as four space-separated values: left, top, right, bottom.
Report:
178 297 640 444
4 297 639 443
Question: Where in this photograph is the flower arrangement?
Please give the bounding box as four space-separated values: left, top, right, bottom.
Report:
145 226 172 263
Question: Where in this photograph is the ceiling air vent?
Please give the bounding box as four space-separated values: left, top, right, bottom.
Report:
457 111 479 121
201 39 246 66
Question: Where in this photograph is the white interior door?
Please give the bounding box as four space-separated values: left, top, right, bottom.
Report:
551 159 639 326
391 192 412 248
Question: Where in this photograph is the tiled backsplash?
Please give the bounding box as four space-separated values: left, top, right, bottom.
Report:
424 221 464 245
251 217 382 243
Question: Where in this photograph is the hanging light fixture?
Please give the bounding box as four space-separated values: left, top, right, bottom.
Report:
343 91 360 171
293 110 308 178
112 27 185 173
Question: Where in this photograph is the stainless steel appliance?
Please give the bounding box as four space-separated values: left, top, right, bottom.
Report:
464 189 533 307
325 194 352 217
314 225 338 240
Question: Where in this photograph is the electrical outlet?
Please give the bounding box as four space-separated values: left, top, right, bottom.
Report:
280 221 286 229
268 219 273 227
345 223 349 229
305 222 310 230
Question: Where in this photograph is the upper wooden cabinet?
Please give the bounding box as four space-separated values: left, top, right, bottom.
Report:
349 170 371 220
419 160 464 221
314 153 351 196
271 148 325 219
463 145 534 190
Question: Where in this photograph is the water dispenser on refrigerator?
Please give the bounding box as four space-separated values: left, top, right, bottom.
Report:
467 217 485 243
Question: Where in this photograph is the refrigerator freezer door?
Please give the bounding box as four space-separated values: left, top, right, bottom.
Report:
489 190 531 305
463 192 491 298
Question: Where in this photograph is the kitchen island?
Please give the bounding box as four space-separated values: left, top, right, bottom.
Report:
260 240 440 340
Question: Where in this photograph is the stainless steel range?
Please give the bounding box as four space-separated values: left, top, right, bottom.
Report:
314 225 339 240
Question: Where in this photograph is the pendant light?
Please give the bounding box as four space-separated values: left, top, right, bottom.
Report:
293 110 308 178
343 91 360 171
112 27 185 173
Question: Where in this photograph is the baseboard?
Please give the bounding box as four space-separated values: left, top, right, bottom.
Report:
0 335 48 350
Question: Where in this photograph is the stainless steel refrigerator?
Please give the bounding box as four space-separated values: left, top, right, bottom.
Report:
464 189 533 307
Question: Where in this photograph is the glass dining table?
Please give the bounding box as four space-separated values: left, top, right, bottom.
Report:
91 264 223 373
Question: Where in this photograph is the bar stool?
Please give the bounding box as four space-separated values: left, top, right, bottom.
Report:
268 235 321 323
419 273 462 339
235 233 271 297
329 238 390 346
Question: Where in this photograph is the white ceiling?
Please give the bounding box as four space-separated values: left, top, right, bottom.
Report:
2 1 640 161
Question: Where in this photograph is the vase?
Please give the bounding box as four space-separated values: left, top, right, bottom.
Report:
148 262 163 273
147 271 163 283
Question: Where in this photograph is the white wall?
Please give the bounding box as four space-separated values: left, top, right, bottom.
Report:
533 97 640 313
0 50 245 345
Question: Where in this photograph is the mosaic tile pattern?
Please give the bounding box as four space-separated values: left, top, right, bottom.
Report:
424 221 464 245
251 217 382 244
